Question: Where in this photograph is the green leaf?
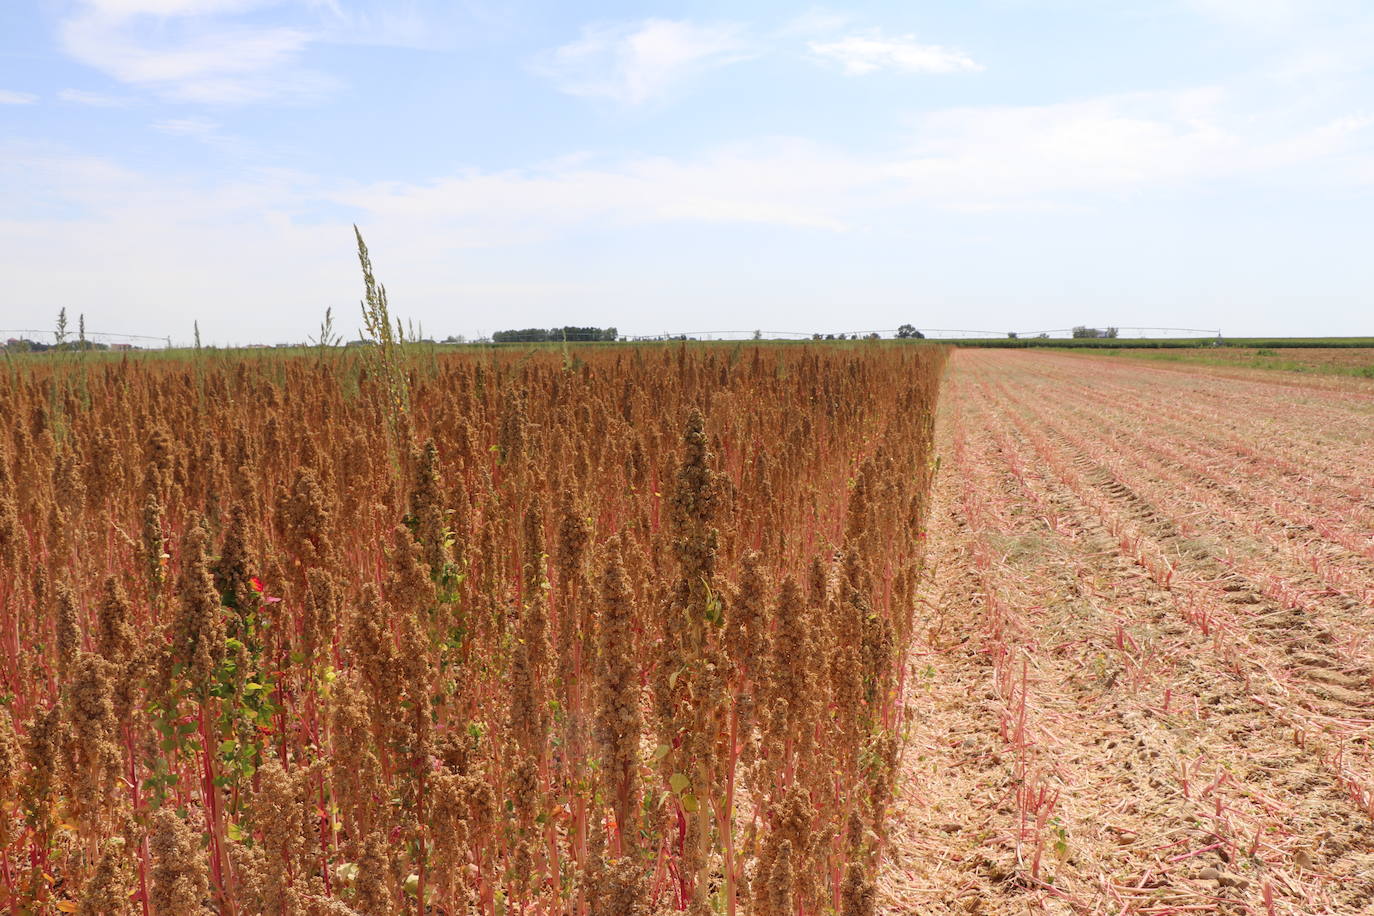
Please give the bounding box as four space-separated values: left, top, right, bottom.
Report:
653 743 671 761
669 773 689 795
226 822 244 842
682 793 699 813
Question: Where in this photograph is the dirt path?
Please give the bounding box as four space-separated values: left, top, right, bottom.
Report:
880 350 1374 915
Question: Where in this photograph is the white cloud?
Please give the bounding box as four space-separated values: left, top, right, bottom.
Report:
3 83 1371 342
1188 0 1311 31
536 19 755 105
6 89 1369 258
808 30 982 75
891 91 1374 208
58 0 330 104
154 116 221 139
892 95 1233 205
331 90 1374 230
329 140 873 242
0 90 38 105
58 88 135 107
779 10 855 37
80 0 269 14
1192 1 1374 86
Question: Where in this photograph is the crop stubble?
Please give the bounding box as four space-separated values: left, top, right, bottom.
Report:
881 350 1374 914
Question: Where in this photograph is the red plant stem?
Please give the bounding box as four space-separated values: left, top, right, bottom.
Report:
475 847 493 916
0 843 13 909
571 793 587 912
674 804 688 905
417 766 426 916
122 718 152 916
197 701 230 911
648 839 668 901
723 704 740 916
318 774 332 897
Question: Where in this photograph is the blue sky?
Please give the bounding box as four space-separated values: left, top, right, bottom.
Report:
1 0 1372 344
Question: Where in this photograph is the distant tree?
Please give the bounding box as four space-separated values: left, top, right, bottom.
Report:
752 329 762 340
492 328 548 343
1007 331 1018 339
896 324 926 340
492 326 617 343
6 338 50 353
1072 326 1115 339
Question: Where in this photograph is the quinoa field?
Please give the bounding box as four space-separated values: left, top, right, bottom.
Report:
4 343 1374 915
0 342 944 914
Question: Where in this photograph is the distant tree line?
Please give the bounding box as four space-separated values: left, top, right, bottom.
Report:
2 338 111 353
491 327 618 343
1072 326 1119 339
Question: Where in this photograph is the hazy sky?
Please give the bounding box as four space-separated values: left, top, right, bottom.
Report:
2 1 1372 344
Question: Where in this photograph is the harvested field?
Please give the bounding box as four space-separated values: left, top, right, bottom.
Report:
882 349 1374 914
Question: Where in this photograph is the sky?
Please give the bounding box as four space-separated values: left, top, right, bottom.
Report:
1 0 1372 345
